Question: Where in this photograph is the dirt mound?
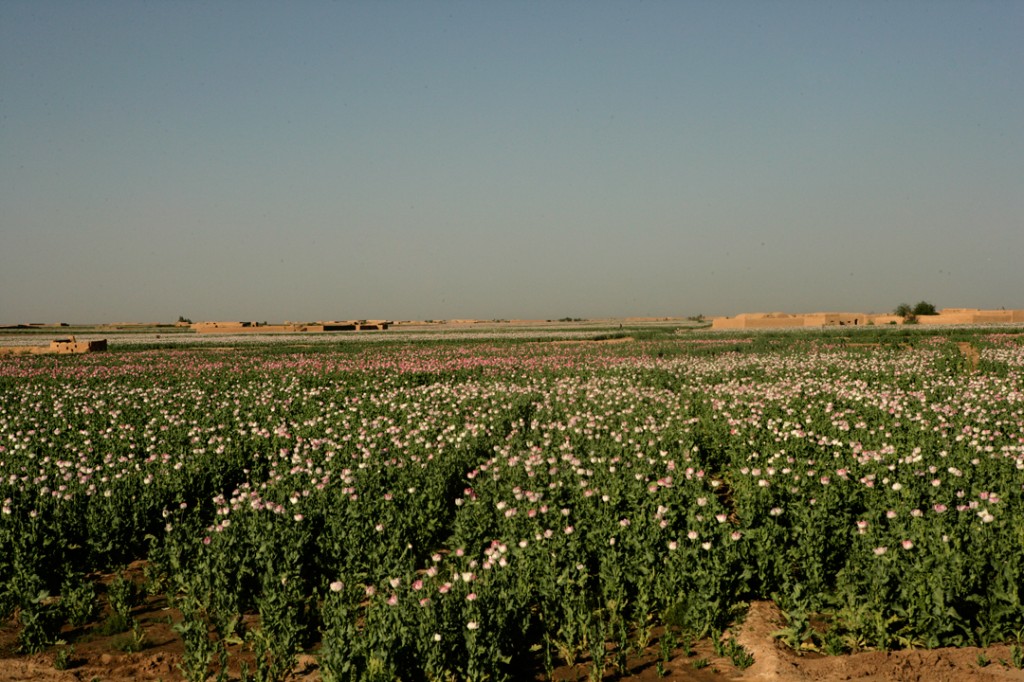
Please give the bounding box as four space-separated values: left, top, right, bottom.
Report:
734 601 1024 682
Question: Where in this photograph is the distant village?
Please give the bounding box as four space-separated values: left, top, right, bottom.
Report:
709 307 1024 329
190 320 391 333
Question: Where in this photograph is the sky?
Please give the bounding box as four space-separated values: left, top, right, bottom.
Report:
2 1 1022 323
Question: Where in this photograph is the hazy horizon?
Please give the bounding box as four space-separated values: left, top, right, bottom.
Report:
3 2 1022 324
8 306 1021 328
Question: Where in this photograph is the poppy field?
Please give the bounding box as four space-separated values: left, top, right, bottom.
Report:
2 329 1023 680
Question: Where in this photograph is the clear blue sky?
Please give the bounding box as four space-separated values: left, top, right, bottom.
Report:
2 1 1021 323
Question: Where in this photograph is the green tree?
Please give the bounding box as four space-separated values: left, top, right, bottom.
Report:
893 303 917 324
893 301 937 323
911 301 937 316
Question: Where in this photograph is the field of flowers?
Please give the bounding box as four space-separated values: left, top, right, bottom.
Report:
2 329 1023 680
